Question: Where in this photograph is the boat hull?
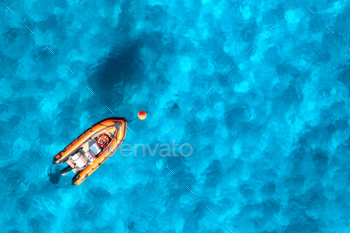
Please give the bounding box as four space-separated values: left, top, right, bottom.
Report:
52 117 127 186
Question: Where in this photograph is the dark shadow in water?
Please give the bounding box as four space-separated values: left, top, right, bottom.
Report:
87 40 144 95
124 219 136 232
48 165 61 186
9 230 22 233
17 196 30 213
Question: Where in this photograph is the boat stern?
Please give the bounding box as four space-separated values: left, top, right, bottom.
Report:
72 174 81 186
53 153 63 165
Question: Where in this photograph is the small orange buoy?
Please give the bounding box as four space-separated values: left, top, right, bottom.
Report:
138 111 147 120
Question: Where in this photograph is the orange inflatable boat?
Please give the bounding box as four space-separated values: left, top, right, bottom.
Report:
53 117 127 186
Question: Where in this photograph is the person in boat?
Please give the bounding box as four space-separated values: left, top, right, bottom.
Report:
97 134 110 148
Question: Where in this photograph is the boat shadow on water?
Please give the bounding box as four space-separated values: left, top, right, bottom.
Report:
48 165 61 186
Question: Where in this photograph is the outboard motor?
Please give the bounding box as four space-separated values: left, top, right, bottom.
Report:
71 151 88 168
60 150 89 176
60 166 73 176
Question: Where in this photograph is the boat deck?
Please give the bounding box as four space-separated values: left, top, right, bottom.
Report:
66 127 118 173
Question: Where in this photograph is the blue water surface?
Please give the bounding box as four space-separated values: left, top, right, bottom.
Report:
1 0 350 232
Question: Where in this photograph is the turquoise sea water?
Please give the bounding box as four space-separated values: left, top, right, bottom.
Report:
1 0 350 232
